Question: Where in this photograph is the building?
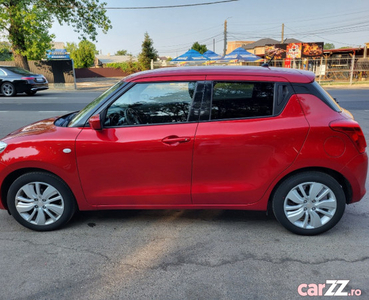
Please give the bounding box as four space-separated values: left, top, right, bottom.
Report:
226 41 254 54
95 55 136 64
242 38 302 57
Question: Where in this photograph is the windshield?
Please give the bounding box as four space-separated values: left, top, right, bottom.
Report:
68 81 126 127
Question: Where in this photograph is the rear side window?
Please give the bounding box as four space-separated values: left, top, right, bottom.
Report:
210 82 274 120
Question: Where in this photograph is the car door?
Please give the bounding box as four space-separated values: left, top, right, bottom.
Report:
76 80 205 207
192 78 309 205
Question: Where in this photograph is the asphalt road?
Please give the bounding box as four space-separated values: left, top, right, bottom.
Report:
0 88 368 300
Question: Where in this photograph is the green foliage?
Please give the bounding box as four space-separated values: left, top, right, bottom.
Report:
0 42 13 61
138 32 158 70
0 0 111 68
324 43 335 50
0 1 54 60
106 61 141 74
66 40 97 68
191 42 207 54
115 49 131 56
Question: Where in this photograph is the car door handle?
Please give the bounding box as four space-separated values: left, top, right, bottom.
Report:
162 136 191 145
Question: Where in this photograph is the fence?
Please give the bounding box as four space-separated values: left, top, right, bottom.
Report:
75 67 128 78
155 56 369 85
267 57 369 84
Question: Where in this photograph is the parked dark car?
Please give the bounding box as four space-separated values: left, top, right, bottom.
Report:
0 66 48 96
0 66 367 235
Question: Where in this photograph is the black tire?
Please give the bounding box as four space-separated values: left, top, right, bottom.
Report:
25 90 37 96
272 172 346 235
1 82 16 97
7 172 76 231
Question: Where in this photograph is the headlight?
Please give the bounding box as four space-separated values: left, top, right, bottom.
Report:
0 141 7 153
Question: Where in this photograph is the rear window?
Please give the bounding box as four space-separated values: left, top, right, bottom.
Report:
293 81 342 113
4 67 34 75
311 81 342 112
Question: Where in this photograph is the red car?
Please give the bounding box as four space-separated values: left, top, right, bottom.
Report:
0 66 367 235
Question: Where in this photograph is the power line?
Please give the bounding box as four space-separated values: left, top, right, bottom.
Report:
105 0 239 10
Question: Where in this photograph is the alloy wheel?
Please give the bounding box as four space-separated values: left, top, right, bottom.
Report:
15 181 65 226
283 182 337 229
1 82 15 96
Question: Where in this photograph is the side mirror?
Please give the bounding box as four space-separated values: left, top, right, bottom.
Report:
89 114 102 130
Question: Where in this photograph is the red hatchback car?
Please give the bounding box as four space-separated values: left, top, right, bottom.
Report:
0 66 367 235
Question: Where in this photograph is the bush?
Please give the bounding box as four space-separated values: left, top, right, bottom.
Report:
106 61 141 74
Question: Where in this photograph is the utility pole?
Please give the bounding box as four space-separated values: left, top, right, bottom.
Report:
281 23 284 44
223 20 227 56
213 39 215 52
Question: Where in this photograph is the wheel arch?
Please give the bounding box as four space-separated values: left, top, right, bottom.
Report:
1 168 79 211
267 167 353 213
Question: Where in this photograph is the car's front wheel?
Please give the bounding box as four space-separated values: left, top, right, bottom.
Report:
1 82 16 97
7 172 76 231
272 172 346 235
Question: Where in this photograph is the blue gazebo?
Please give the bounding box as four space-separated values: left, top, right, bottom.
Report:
203 50 222 60
171 49 210 62
222 47 261 62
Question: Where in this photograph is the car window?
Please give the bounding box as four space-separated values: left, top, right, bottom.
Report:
210 82 274 120
104 82 196 126
0 69 6 76
4 66 33 76
68 81 126 127
311 81 342 112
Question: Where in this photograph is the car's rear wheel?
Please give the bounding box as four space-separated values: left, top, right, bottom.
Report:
7 172 76 231
25 90 37 96
272 172 346 235
1 82 16 97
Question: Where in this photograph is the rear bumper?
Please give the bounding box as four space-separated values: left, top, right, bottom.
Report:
30 85 49 91
341 152 368 203
16 82 49 93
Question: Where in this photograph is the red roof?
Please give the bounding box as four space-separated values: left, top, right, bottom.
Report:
323 47 363 54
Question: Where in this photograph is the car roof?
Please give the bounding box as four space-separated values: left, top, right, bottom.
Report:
123 66 315 83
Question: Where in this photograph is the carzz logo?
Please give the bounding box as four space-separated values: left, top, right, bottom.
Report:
298 280 362 297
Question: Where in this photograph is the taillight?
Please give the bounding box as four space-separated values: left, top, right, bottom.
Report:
330 120 367 153
21 77 35 81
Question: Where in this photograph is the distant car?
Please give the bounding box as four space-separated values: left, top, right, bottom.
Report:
0 66 48 96
0 66 367 235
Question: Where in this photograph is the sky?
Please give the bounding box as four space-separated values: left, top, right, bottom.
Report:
50 0 369 58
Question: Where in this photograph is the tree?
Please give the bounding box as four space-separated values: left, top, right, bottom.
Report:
66 40 97 68
324 43 335 50
115 49 131 56
138 32 158 70
0 0 111 70
0 42 12 61
191 42 207 54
